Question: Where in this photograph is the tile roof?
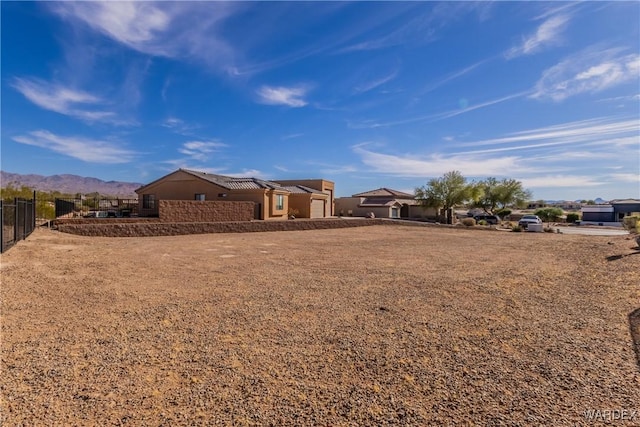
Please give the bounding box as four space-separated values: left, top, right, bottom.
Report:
352 187 415 198
183 169 288 191
610 199 640 204
282 185 326 195
359 198 397 207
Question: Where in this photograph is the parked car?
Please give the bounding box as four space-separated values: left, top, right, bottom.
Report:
518 215 542 229
473 214 501 225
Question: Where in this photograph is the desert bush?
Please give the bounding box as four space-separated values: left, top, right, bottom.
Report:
495 208 511 219
622 216 639 234
566 212 580 223
535 207 563 223
477 219 488 226
511 225 523 232
461 218 476 227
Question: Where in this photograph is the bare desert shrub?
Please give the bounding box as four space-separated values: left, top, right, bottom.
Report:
461 217 476 227
622 216 639 234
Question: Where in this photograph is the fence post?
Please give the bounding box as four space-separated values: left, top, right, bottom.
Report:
33 190 37 230
14 197 19 242
0 200 4 253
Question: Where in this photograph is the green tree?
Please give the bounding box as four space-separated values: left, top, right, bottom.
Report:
415 171 473 224
0 184 34 201
534 207 563 224
566 212 580 223
472 177 532 213
1 184 70 220
495 208 512 219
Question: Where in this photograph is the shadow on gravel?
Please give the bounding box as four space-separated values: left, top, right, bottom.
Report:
629 308 640 372
606 247 640 262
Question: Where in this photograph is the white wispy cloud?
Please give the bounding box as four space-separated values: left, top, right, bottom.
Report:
162 117 201 135
531 47 640 101
610 173 640 183
456 117 639 149
51 2 239 73
320 165 359 175
56 2 170 48
434 91 531 121
520 175 604 188
178 140 226 161
421 60 488 94
354 69 398 94
352 144 522 177
339 2 490 53
12 130 137 163
348 90 528 129
11 77 120 123
533 2 581 21
505 14 570 59
596 94 640 103
256 85 309 107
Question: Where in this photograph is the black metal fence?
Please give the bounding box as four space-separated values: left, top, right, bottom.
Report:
54 198 139 218
1 194 36 253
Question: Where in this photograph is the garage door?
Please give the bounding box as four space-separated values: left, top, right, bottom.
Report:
310 199 325 218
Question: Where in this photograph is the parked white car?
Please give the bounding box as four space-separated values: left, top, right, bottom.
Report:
518 215 542 229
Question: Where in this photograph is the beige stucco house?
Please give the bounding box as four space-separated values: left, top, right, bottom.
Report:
276 179 335 217
335 187 436 219
135 169 334 220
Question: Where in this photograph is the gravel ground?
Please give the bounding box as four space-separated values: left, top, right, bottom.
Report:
1 225 639 426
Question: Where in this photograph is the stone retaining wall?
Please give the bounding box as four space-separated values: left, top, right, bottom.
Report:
158 200 254 222
55 218 395 237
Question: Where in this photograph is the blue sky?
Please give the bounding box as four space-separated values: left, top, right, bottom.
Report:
1 1 639 200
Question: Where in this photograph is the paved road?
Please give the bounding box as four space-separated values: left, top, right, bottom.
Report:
554 226 629 236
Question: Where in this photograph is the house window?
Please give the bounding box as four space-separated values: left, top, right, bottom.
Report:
142 194 155 209
195 193 205 201
275 194 284 210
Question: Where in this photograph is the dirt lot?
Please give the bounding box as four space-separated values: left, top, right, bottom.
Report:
1 225 639 425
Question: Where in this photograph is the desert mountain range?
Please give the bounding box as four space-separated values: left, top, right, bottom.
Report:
1 171 142 197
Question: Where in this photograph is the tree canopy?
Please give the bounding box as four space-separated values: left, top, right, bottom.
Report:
534 207 563 223
415 171 474 224
472 177 531 213
415 171 533 224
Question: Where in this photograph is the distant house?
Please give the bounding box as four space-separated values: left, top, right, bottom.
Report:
581 199 640 223
335 187 435 219
550 200 583 211
581 205 615 223
135 169 334 220
527 201 547 209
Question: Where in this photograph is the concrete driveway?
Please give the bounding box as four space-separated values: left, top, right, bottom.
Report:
554 226 629 236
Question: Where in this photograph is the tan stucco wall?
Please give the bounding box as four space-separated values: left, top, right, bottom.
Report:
288 193 329 218
136 170 288 220
335 197 363 216
336 197 437 218
267 190 288 219
334 198 392 218
276 179 335 216
287 194 312 218
159 200 254 222
408 205 438 218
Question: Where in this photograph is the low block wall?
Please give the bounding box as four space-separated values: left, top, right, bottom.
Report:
158 200 254 222
55 218 391 237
